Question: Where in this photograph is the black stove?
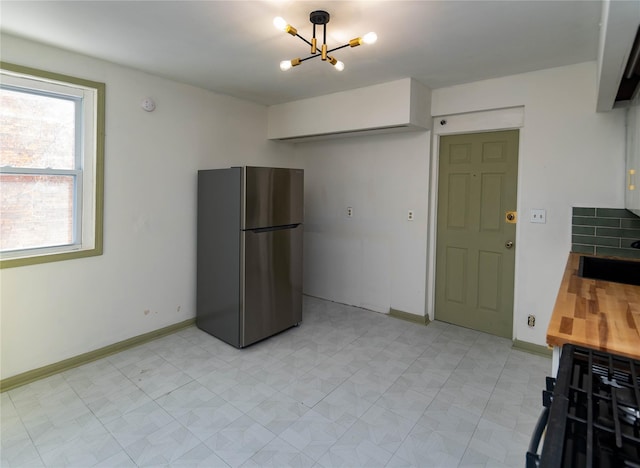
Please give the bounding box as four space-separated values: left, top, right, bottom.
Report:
527 344 640 467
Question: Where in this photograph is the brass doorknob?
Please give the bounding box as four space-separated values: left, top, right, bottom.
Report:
505 241 514 249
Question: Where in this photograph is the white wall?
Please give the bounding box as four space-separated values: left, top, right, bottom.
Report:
295 61 626 348
0 35 296 379
294 131 431 316
431 61 626 345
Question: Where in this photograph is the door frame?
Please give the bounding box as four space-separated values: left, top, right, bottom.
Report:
426 107 525 337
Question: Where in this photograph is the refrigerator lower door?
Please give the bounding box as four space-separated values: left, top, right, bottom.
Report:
242 224 303 347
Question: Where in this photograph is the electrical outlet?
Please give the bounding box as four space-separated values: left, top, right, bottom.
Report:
530 209 546 224
408 210 414 221
347 206 353 218
527 315 536 327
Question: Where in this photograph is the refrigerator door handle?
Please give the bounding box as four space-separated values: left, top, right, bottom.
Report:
247 223 301 234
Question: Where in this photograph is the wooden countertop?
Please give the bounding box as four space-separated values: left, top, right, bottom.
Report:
547 252 640 359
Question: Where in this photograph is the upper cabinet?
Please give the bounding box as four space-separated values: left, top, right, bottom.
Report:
627 96 640 216
267 78 431 142
596 1 640 112
598 1 640 216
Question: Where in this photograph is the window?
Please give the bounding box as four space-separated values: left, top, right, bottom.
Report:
0 63 104 268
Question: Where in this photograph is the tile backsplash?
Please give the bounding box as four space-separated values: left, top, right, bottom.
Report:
572 207 640 259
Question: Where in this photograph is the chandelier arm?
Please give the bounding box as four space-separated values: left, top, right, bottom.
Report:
299 54 323 63
293 33 314 49
326 43 351 54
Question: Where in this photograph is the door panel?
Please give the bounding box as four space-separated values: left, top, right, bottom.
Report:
435 130 519 338
450 143 472 164
447 174 470 229
445 246 467 304
477 250 501 311
482 141 507 162
480 173 503 231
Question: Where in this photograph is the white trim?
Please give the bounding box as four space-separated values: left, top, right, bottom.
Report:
0 72 88 98
426 106 525 340
80 86 97 251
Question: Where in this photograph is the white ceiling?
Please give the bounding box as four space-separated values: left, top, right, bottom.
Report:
0 0 602 106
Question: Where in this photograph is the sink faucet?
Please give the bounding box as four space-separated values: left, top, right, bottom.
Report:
632 240 640 249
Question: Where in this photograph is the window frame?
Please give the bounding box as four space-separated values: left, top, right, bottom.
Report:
0 62 105 268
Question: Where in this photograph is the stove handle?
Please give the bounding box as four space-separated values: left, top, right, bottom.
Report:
526 406 549 468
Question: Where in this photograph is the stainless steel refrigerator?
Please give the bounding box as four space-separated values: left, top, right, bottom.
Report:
196 166 303 348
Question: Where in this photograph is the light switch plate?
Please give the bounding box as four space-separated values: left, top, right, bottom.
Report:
530 209 546 224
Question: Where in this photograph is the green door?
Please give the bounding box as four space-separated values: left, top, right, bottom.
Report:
435 130 519 338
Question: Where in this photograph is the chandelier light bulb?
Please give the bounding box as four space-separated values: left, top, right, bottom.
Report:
328 55 345 71
279 60 293 71
362 32 377 45
273 17 288 31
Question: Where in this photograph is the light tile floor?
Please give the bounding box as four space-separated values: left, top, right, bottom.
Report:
1 296 550 467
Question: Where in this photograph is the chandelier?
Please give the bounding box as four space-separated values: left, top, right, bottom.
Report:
274 10 377 72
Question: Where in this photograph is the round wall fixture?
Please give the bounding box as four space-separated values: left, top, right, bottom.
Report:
141 98 156 112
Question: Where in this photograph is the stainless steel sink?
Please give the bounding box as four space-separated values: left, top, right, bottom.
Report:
578 256 640 286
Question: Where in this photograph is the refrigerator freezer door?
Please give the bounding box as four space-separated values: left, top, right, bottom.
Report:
244 167 304 229
242 224 303 347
